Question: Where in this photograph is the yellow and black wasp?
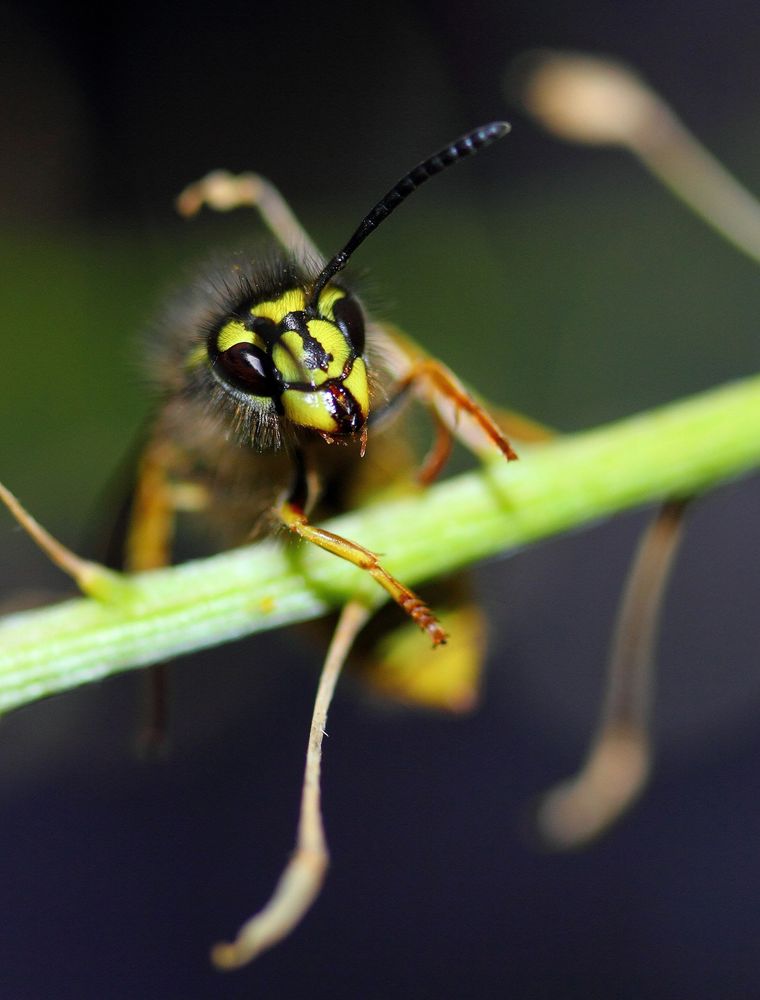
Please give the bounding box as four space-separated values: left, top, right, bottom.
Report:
0 99 700 970
1 86 704 969
1 121 556 967
135 124 535 966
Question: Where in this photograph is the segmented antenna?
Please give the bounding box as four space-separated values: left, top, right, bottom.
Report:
308 120 511 308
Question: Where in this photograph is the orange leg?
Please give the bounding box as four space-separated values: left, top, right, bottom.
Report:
124 442 179 573
124 441 182 752
394 358 518 463
417 411 455 487
279 500 446 647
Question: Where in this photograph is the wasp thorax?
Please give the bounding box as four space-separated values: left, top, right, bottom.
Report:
209 285 369 438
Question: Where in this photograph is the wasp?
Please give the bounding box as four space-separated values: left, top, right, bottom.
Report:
1 121 556 968
128 121 517 651
0 97 707 971
145 124 531 967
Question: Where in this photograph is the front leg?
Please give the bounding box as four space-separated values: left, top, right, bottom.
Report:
369 325 528 483
278 448 446 646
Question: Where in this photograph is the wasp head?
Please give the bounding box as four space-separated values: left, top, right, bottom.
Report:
205 279 369 448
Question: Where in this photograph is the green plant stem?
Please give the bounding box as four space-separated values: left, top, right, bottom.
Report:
1 373 759 715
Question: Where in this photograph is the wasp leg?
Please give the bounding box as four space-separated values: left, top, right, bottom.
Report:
124 441 190 753
176 170 322 262
376 322 557 462
401 357 518 463
369 349 518 486
280 449 446 645
124 441 179 573
280 501 446 646
212 598 372 969
415 386 556 483
417 410 455 487
534 499 690 850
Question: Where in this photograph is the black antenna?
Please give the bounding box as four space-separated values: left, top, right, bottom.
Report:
307 120 511 309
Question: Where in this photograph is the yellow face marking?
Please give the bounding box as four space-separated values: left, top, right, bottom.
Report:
342 357 369 415
272 332 315 385
216 319 267 354
253 288 306 323
280 356 369 433
310 322 352 377
315 286 346 321
272 323 352 386
281 389 339 432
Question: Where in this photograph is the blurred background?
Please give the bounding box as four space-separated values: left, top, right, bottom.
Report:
1 1 759 997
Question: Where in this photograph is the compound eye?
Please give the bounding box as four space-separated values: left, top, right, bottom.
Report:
216 342 275 396
332 295 366 356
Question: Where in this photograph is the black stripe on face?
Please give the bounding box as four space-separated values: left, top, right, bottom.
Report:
281 355 356 394
281 311 333 372
325 382 364 434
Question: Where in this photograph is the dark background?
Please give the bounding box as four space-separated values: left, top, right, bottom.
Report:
1 1 759 997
